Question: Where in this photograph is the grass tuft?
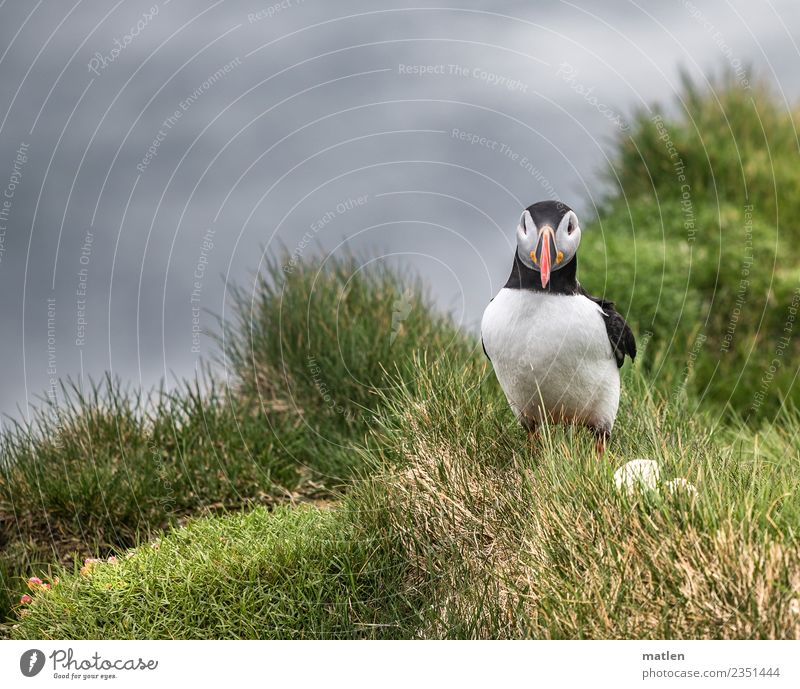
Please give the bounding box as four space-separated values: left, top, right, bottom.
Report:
12 506 408 640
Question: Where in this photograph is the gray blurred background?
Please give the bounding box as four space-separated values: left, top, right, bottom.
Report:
0 0 798 419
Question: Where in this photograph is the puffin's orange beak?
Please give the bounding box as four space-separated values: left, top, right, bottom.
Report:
531 226 556 288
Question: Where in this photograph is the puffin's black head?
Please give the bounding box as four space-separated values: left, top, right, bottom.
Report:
516 200 581 288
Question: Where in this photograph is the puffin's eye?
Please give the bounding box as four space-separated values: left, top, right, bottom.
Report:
567 221 576 235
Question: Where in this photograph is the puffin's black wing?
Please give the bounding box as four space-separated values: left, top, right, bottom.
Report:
481 334 490 362
481 297 492 361
579 288 636 368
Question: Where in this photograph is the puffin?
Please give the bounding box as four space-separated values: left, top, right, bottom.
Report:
480 200 636 453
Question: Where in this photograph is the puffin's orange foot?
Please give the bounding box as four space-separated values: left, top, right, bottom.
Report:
520 417 539 453
588 426 610 457
594 434 607 456
527 428 539 451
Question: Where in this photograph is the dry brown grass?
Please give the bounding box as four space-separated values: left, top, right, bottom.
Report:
353 360 800 639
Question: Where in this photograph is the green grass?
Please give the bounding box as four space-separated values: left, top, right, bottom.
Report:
581 71 800 417
12 506 409 639
0 375 306 621
221 254 473 473
1 256 457 623
12 360 800 639
350 357 800 638
4 74 800 639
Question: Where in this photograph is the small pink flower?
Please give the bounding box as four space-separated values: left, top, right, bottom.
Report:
80 558 102 575
27 577 43 588
41 583 51 590
107 556 118 564
19 594 32 605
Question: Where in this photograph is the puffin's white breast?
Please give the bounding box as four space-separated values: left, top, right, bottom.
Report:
481 288 620 432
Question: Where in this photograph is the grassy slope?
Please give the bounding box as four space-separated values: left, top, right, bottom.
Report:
5 75 800 638
351 358 800 638
0 258 460 621
15 506 408 639
14 360 800 639
580 73 800 417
